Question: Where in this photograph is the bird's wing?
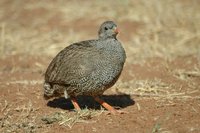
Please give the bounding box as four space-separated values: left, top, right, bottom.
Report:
45 40 102 85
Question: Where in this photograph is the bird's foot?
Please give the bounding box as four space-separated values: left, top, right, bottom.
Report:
94 97 128 115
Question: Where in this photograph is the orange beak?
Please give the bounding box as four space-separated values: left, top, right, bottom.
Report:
114 27 119 34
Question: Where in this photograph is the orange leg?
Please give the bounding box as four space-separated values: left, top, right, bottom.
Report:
71 97 81 110
94 97 118 114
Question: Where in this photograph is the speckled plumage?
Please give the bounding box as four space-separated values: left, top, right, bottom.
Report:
44 21 126 99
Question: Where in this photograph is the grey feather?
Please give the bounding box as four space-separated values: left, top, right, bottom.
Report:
43 21 126 99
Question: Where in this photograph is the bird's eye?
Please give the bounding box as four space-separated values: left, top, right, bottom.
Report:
104 27 108 30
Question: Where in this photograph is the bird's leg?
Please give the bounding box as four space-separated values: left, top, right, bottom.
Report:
94 97 118 114
70 97 81 111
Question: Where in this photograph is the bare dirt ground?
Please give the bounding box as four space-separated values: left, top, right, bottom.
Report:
0 0 200 133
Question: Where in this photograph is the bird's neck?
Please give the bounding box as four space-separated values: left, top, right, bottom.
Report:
99 35 117 40
96 37 121 52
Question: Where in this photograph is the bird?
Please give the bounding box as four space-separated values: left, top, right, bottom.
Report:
43 21 126 114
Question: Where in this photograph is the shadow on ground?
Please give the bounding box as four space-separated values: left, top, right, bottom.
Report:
47 94 135 110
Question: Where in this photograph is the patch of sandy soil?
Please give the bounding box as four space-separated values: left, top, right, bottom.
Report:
0 55 199 133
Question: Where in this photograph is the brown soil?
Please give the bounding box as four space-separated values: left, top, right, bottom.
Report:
0 55 200 133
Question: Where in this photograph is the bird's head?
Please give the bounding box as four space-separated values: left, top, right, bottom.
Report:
98 21 119 39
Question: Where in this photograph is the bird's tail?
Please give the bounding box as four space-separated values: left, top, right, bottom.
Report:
43 82 54 100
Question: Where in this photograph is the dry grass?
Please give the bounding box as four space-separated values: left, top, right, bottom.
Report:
115 79 200 100
173 67 200 80
0 100 40 133
3 80 43 86
116 79 171 96
0 84 104 132
41 108 104 128
0 0 199 61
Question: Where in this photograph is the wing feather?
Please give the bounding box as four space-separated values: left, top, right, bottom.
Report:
45 40 100 85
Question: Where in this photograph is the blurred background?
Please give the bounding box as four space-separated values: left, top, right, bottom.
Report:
0 0 199 62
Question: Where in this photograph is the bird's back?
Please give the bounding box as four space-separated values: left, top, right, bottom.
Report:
44 38 126 97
